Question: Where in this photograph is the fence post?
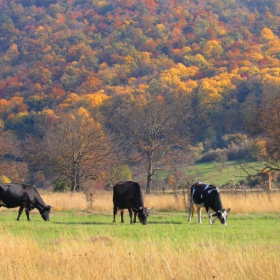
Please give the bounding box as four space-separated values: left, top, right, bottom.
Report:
261 172 272 191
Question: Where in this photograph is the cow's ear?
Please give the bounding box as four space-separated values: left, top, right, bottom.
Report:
226 208 230 213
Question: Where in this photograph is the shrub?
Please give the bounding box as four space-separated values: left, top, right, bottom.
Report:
53 179 70 192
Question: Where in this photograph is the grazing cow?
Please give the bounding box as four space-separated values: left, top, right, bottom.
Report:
113 181 151 225
0 183 52 221
188 182 230 225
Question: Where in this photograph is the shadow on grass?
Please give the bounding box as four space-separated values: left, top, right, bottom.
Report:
53 221 116 225
148 221 183 225
52 220 183 225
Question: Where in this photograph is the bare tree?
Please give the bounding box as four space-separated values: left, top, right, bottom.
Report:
115 96 193 193
245 88 280 175
23 109 115 191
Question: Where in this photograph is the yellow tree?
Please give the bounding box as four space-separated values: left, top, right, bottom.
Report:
83 92 110 108
197 73 237 110
202 40 223 58
59 93 81 109
196 72 238 135
159 63 199 97
261 27 275 42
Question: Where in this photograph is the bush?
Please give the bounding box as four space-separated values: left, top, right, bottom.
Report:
53 179 70 192
246 176 262 187
197 149 220 162
197 143 254 163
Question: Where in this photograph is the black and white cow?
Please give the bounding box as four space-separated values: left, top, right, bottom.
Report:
112 181 151 225
188 182 230 225
0 183 52 221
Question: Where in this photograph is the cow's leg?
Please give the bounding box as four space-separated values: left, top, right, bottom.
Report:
113 205 117 223
211 217 218 224
197 206 203 224
188 200 194 222
206 208 218 225
25 208 31 221
207 209 213 225
17 205 25 221
120 209 124 223
211 214 218 224
133 212 137 223
128 208 133 224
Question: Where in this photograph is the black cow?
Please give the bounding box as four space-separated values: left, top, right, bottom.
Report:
112 181 151 225
0 183 52 221
188 182 230 225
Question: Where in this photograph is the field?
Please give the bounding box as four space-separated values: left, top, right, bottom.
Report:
183 161 248 186
181 160 269 187
156 160 264 188
0 191 280 280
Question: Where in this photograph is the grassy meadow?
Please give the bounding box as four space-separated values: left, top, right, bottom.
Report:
184 160 248 186
0 190 280 280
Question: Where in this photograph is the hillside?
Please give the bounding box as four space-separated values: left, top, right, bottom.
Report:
0 0 279 187
0 0 279 143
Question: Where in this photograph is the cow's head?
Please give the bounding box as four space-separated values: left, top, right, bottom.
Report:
133 207 152 225
212 208 230 225
39 205 52 221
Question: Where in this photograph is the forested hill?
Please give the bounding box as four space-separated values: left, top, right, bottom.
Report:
0 0 280 143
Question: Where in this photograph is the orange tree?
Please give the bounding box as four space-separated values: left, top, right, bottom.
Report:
23 108 115 191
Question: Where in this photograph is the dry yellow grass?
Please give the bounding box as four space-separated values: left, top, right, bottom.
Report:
220 191 280 213
42 190 280 213
0 232 279 280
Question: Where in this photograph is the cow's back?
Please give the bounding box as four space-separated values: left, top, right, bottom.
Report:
0 184 27 208
0 184 44 208
113 181 143 209
191 182 223 210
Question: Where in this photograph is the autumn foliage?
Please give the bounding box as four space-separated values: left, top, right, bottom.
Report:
0 0 279 185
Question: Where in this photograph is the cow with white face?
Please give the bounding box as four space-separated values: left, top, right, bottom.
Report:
188 182 230 225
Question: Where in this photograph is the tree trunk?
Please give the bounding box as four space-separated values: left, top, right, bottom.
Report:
146 158 153 194
71 164 78 192
146 172 152 194
71 178 75 192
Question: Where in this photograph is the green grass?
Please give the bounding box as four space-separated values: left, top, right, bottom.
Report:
184 161 252 185
159 160 260 186
1 209 279 247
